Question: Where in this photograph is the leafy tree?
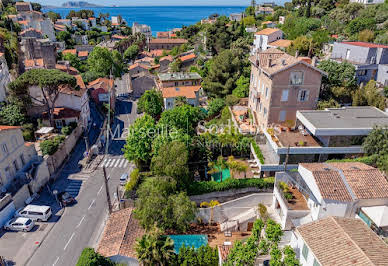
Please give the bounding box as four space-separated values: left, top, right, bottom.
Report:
123 114 157 165
177 245 218 266
124 44 140 61
243 16 256 26
87 47 114 77
265 219 283 244
225 95 240 106
281 15 321 40
56 31 74 47
47 11 61 23
346 17 376 36
227 156 248 178
316 99 340 110
363 126 388 157
158 105 205 135
208 98 226 117
233 75 250 98
112 50 124 77
136 233 175 266
76 247 114 266
283 246 300 266
40 135 65 155
63 53 83 71
151 141 189 186
0 100 26 126
137 89 164 118
173 96 188 107
169 192 197 232
352 80 386 110
375 32 388 45
169 59 183 72
31 2 42 11
269 245 282 266
8 69 76 127
67 9 94 19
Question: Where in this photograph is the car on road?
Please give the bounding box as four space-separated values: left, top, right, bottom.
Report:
58 192 76 206
15 205 52 222
120 173 129 186
4 217 35 232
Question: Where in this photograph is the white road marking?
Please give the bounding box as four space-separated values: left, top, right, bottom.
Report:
97 185 103 195
88 199 96 210
104 159 111 167
63 233 75 250
53 256 60 266
123 160 129 168
114 159 121 167
108 159 116 167
76 215 85 228
99 159 107 167
119 159 125 167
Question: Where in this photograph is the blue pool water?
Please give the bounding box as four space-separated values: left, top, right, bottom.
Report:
168 234 208 253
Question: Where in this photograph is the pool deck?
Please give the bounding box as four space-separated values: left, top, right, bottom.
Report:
208 231 251 247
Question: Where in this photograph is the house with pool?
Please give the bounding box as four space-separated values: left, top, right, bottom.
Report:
251 106 388 177
272 162 388 231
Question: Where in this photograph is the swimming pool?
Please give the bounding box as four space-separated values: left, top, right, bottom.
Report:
168 234 208 253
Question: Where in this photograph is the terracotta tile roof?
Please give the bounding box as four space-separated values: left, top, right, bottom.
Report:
157 31 170 38
57 19 70 22
88 17 96 20
268 39 291 48
77 51 88 57
42 107 80 120
24 142 34 147
341 41 388 49
300 162 388 201
88 78 114 92
55 64 79 75
112 22 120 26
170 33 177 38
24 59 44 68
54 24 66 31
112 34 127 40
297 217 388 266
0 126 21 131
162 85 201 99
179 53 196 62
129 63 150 71
149 38 188 44
135 57 154 64
16 2 30 6
75 75 86 89
262 21 274 25
255 28 281 35
20 28 42 35
62 49 77 56
97 208 145 258
160 55 173 62
18 20 29 25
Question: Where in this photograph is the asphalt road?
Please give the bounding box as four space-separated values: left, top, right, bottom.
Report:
26 97 137 266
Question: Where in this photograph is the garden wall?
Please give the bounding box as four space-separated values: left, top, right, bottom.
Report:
196 193 273 224
45 122 83 175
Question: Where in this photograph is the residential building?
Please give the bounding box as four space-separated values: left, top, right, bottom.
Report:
273 162 388 230
111 16 122 26
77 50 89 61
54 24 66 32
290 217 388 266
71 18 90 30
267 39 292 51
159 55 173 72
158 72 202 110
88 78 116 109
20 28 43 38
331 41 388 85
157 31 170 38
262 21 276 28
253 106 388 174
15 2 32 12
248 48 325 130
245 26 257 33
88 17 97 28
62 49 77 56
20 38 57 71
0 126 37 191
56 19 71 27
128 63 150 76
42 107 80 129
255 6 274 15
111 35 127 41
350 0 385 4
148 38 188 51
178 53 196 68
252 28 283 54
132 22 152 39
130 72 157 98
229 13 244 21
97 208 144 265
0 53 11 102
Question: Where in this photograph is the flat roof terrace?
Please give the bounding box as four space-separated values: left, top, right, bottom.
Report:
297 106 388 136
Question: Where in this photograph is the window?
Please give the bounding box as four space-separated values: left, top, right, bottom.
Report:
281 89 289 102
298 89 310 102
13 160 18 172
20 154 25 165
302 243 309 260
55 120 63 128
265 87 269 99
279 110 286 122
313 258 321 266
259 103 262 112
358 69 367 76
263 107 267 117
290 71 304 85
174 82 178 86
346 49 351 60
1 144 8 156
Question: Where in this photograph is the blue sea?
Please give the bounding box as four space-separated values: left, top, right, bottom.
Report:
42 6 246 34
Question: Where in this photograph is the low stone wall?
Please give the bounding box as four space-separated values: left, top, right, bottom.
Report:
196 193 273 224
12 184 30 209
190 187 273 204
45 123 83 175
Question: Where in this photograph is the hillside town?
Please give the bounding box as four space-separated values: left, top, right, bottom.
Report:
0 0 388 265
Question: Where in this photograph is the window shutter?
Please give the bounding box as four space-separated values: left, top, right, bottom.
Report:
305 90 310 101
297 90 302 102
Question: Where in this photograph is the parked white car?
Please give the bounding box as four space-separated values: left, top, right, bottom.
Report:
4 217 35 232
15 205 52 222
120 173 129 186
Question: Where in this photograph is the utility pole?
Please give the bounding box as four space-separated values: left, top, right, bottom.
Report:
102 166 112 214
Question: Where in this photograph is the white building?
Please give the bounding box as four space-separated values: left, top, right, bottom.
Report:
132 22 151 39
290 216 388 266
272 162 388 230
71 18 90 30
350 0 384 4
251 28 283 55
0 53 11 102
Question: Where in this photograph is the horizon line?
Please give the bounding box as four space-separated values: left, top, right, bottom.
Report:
43 5 247 8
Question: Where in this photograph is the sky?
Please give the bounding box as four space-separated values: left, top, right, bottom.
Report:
37 0 252 7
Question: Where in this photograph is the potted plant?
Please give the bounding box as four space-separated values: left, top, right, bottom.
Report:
298 140 305 146
285 120 295 131
267 128 275 136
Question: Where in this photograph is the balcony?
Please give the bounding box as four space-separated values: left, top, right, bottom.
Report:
275 180 309 211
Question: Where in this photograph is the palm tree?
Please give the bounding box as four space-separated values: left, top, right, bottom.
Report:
136 233 175 266
208 156 228 182
227 156 248 178
200 200 220 225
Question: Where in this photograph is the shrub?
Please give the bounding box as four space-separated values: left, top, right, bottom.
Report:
177 244 218 266
187 177 274 196
76 247 114 266
207 98 226 117
225 94 240 106
326 155 378 166
40 135 65 155
124 168 140 197
251 140 265 164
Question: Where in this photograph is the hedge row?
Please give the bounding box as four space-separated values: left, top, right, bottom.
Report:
187 177 274 196
326 155 377 166
251 140 265 164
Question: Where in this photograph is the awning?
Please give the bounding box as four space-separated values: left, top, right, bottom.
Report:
362 206 388 227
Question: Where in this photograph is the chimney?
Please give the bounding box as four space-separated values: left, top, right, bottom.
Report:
295 50 299 58
267 58 272 67
281 59 286 66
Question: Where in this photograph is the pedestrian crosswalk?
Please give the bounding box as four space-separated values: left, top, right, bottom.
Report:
65 179 83 198
98 156 129 168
